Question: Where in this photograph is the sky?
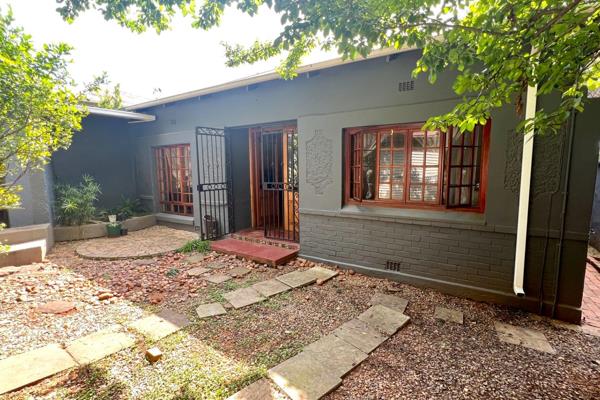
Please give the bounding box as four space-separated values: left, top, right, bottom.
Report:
2 0 337 105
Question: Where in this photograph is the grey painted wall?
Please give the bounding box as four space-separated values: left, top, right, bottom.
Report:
7 165 53 227
52 115 137 210
76 49 598 322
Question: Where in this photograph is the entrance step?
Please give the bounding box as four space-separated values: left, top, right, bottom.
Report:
231 229 299 250
211 238 298 266
0 239 45 267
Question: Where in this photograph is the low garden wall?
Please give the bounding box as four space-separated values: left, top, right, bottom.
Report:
54 214 156 242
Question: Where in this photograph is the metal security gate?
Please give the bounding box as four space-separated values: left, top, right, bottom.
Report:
260 126 299 242
195 127 234 240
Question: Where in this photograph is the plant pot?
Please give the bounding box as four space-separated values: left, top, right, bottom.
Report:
120 228 128 236
107 224 122 238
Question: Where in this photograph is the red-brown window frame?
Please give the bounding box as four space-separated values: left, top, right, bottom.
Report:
343 120 490 212
154 144 194 216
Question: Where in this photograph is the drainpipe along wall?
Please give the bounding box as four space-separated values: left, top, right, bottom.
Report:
513 82 538 296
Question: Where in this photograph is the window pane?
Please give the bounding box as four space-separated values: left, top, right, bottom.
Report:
363 166 375 199
410 167 423 183
393 150 405 165
426 131 440 147
450 167 461 185
425 168 439 184
380 133 391 148
392 183 404 200
471 186 480 206
410 185 422 201
379 168 391 183
379 184 391 199
460 187 470 205
462 167 472 185
463 147 473 165
380 150 391 165
464 130 474 146
452 132 463 145
412 132 425 148
451 148 462 166
449 187 460 206
393 133 405 148
363 133 376 150
425 185 438 202
412 148 424 165
426 148 439 166
363 150 376 168
392 167 404 181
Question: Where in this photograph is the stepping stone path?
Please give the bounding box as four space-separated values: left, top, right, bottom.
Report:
494 322 556 354
128 309 190 341
357 304 410 335
0 308 190 395
229 266 251 277
205 274 232 284
303 334 368 377
184 254 206 264
187 267 209 277
223 287 266 309
276 266 338 288
332 319 388 353
66 325 135 364
196 303 227 319
252 279 291 297
0 343 78 394
207 260 227 269
434 306 464 324
36 300 76 314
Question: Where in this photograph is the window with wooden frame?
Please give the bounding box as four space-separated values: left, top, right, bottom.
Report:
344 121 490 211
154 144 194 216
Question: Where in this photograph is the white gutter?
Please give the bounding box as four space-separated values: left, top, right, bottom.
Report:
125 47 414 111
86 106 156 122
513 81 538 296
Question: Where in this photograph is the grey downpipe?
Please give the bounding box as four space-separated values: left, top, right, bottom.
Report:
551 111 577 317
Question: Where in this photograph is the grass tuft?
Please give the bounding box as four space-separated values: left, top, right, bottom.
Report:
177 239 210 254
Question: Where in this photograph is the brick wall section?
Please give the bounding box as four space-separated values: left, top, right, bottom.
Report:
300 213 516 293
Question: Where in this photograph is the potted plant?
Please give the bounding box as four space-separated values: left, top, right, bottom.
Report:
107 222 122 238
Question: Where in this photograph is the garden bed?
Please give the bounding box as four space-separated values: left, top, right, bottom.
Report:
54 214 156 242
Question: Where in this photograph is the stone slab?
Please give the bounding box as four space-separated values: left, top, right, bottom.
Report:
252 279 292 297
369 293 409 314
434 306 464 324
128 310 190 341
494 322 556 354
357 305 410 336
226 378 281 400
307 266 338 282
196 303 227 318
268 352 342 400
205 274 232 284
223 287 265 309
276 270 318 288
66 325 135 364
187 267 209 277
185 254 206 264
36 300 76 314
0 343 77 395
229 266 251 278
332 318 388 354
303 334 368 378
207 261 227 269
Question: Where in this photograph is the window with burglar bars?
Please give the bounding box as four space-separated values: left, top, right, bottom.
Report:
345 121 489 211
154 144 194 216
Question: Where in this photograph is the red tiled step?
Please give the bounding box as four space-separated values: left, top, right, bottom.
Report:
211 238 298 266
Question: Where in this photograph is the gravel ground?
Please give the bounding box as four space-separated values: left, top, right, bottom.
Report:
2 241 599 399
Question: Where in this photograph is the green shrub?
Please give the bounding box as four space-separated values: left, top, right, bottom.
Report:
97 196 146 222
177 239 210 253
54 175 101 226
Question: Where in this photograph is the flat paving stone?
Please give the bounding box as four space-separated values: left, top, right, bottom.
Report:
276 269 318 288
184 254 206 264
196 303 227 319
268 351 342 400
36 300 76 315
252 279 292 297
205 274 232 284
128 309 190 341
332 318 388 353
303 334 368 378
369 293 409 313
187 267 209 277
207 260 228 269
494 322 556 354
434 306 464 324
66 325 135 364
0 343 77 395
226 378 282 400
358 304 410 336
308 266 338 282
223 287 266 309
229 266 251 278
